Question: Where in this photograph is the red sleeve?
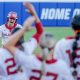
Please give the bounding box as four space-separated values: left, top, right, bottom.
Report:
32 22 44 43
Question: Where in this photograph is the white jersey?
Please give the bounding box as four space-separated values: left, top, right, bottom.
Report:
0 24 22 45
13 37 39 80
54 36 80 79
41 59 74 80
14 49 74 80
22 38 37 55
12 37 74 80
0 48 27 80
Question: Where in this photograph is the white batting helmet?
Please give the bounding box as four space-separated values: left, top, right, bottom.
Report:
7 11 18 19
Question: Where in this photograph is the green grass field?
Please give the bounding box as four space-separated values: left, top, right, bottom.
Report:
24 27 74 53
0 27 74 52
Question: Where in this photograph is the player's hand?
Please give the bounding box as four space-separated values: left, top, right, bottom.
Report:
23 16 35 31
23 2 36 15
23 2 40 23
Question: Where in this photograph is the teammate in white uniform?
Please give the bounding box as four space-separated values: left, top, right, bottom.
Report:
4 30 74 80
54 14 80 80
40 50 74 80
0 48 27 80
0 12 22 45
0 13 36 80
4 3 74 80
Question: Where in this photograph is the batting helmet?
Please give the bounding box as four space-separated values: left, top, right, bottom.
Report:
7 11 18 19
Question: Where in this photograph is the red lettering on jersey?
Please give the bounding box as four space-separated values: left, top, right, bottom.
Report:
46 72 58 80
5 58 18 75
30 69 41 80
30 69 58 80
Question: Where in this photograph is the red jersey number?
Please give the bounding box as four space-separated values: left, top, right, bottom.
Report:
5 58 18 75
46 72 58 80
30 69 41 80
30 69 58 80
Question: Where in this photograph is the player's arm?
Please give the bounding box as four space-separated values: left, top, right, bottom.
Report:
3 16 35 55
23 3 44 42
14 48 37 68
22 3 44 55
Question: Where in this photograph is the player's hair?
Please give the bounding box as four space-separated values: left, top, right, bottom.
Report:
40 33 55 79
71 14 80 68
71 14 80 30
40 48 48 79
40 32 56 49
71 32 80 76
71 32 80 68
71 14 80 76
11 27 24 46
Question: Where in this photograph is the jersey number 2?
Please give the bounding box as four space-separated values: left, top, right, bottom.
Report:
5 58 18 75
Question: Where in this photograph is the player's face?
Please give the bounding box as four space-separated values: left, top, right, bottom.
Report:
8 18 16 24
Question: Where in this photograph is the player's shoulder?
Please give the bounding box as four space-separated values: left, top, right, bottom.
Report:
0 48 9 54
0 48 6 51
22 37 37 46
65 36 75 40
55 38 66 48
64 36 75 44
0 48 13 60
0 48 9 60
0 24 5 29
0 24 5 27
16 24 22 28
57 59 67 65
56 59 69 69
56 36 75 46
57 38 65 44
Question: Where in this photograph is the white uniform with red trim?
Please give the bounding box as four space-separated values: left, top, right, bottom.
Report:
14 48 74 80
0 24 22 45
13 37 39 80
12 37 74 80
0 48 27 80
54 36 80 80
3 22 43 80
41 59 74 80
